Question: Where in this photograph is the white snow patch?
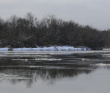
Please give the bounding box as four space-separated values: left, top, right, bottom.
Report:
103 48 110 50
0 46 90 51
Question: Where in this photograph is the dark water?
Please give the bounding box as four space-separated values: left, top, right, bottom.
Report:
0 52 110 93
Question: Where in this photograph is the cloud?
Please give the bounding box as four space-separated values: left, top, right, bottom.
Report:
0 0 110 30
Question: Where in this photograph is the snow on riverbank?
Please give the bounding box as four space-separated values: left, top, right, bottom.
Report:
0 46 91 51
103 48 110 50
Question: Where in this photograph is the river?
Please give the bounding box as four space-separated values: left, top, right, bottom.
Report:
0 51 110 93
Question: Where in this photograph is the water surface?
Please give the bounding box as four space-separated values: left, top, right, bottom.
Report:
0 51 110 93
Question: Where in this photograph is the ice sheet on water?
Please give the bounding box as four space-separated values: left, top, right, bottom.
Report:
0 73 31 80
92 63 110 67
12 58 62 61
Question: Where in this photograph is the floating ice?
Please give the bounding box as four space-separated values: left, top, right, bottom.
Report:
93 63 110 67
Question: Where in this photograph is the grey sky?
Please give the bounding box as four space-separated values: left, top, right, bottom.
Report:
0 0 110 30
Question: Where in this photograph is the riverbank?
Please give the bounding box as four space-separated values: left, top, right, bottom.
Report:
0 46 90 51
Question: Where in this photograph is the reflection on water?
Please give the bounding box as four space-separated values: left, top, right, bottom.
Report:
0 58 92 87
0 68 92 87
0 52 110 93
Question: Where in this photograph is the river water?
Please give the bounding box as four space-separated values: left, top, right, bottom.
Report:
0 51 110 93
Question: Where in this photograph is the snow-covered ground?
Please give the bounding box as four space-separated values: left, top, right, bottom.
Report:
103 48 110 50
0 46 91 51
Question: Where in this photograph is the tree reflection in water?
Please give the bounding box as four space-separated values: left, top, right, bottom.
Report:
0 53 106 88
0 67 92 87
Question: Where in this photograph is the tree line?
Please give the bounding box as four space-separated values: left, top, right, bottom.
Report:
0 13 110 49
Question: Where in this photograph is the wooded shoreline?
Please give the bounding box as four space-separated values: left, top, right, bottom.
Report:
0 13 110 49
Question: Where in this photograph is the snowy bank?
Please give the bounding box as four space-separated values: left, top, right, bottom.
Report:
103 48 110 51
0 46 91 51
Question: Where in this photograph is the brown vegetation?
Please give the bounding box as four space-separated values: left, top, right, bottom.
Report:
6 45 13 51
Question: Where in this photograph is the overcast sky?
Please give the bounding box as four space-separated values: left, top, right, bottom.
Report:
0 0 110 30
